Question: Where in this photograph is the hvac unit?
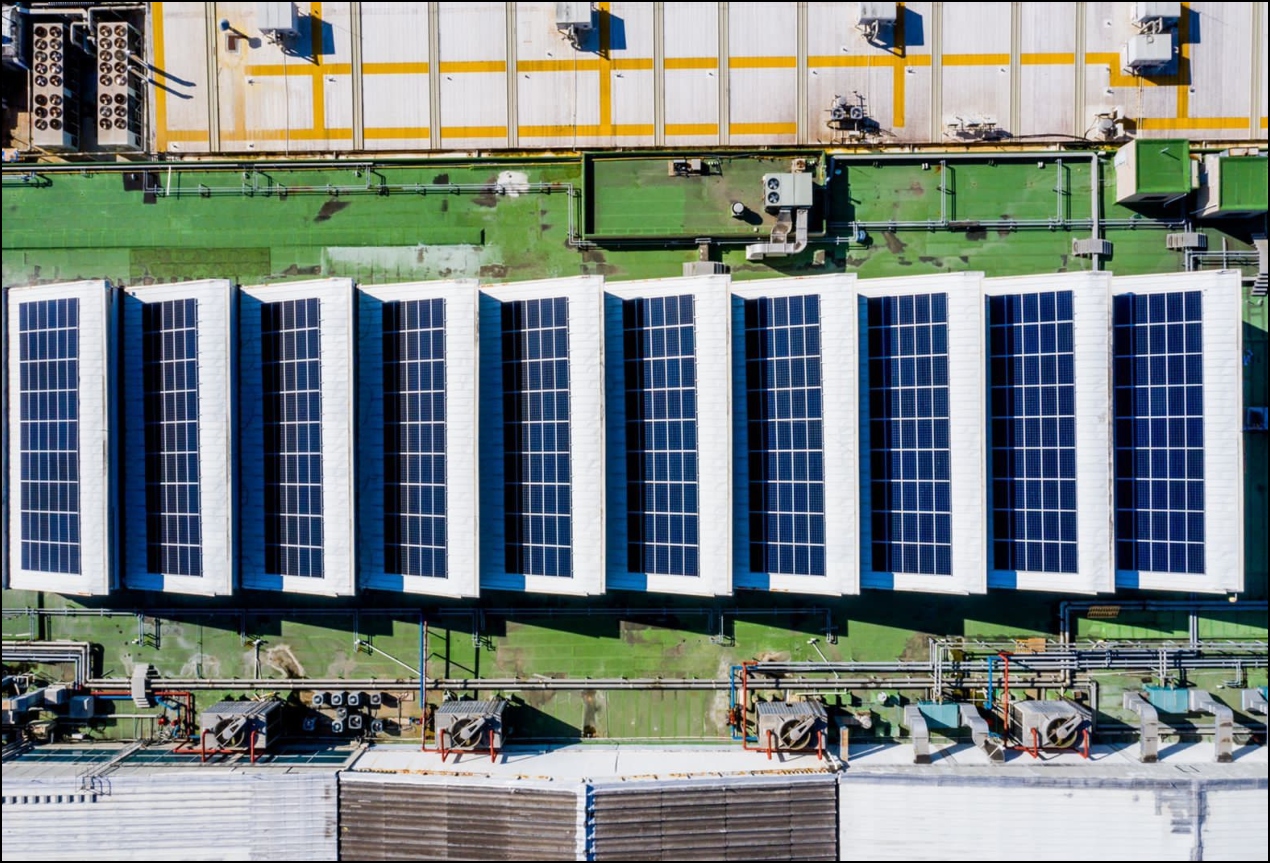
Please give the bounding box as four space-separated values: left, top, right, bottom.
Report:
368 692 383 708
1193 154 1268 218
328 691 345 707
557 2 593 48
1071 238 1113 258
331 719 345 734
761 173 814 210
347 713 364 731
31 22 85 150
1121 33 1173 73
434 698 508 751
311 691 328 708
68 695 96 719
1165 232 1206 251
1130 2 1181 32
199 700 284 750
2 3 30 72
257 2 299 42
346 691 362 708
94 21 143 151
755 700 828 751
858 3 898 41
43 685 70 707
1246 407 1268 432
1008 699 1090 749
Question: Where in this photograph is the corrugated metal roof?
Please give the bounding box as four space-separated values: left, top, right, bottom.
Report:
1 772 338 861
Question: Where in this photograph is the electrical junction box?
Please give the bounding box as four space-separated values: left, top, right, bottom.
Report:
1122 33 1173 72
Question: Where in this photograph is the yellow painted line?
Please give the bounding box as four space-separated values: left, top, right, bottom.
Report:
438 60 507 73
1138 117 1251 130
730 56 797 69
1261 117 1268 128
219 128 354 141
599 2 612 137
729 122 797 135
1086 52 1176 87
521 124 600 136
164 129 210 142
363 126 431 139
363 61 429 75
809 54 890 67
612 57 653 71
519 58 600 72
246 63 353 76
1021 52 1075 65
440 125 509 139
894 60 905 128
153 2 167 150
665 123 719 135
311 2 324 133
614 123 654 135
942 53 1010 66
664 56 717 70
905 55 932 66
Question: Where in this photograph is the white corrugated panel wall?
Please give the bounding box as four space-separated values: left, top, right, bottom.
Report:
1 772 337 861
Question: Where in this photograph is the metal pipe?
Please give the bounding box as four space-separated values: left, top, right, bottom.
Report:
1090 151 1102 270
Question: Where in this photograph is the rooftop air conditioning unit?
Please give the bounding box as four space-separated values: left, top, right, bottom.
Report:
858 3 898 40
761 173 814 210
557 2 593 47
31 22 84 150
95 21 143 151
1165 232 1206 250
1131 2 1181 32
755 700 828 751
258 2 299 42
1008 699 1090 749
1072 238 1113 258
435 699 508 751
1122 33 1173 73
199 700 283 750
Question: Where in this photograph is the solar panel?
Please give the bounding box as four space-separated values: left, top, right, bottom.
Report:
623 295 699 577
744 295 827 576
142 299 203 576
383 298 447 578
866 293 952 576
261 298 324 578
987 291 1078 574
502 297 572 577
17 298 81 574
1113 291 1205 574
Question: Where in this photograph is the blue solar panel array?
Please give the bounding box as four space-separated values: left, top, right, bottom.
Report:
744 295 826 576
383 299 447 578
17 298 81 575
866 294 952 576
261 298 324 578
624 295 699 577
987 291 1078 574
142 299 203 576
502 298 573 577
1113 291 1205 574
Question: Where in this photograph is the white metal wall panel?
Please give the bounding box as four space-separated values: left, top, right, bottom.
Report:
983 273 1113 594
360 2 431 150
607 2 655 146
152 3 212 153
940 4 1011 137
1112 270 1243 594
479 277 606 596
6 281 116 596
605 275 732 597
1019 3 1077 138
805 3 897 146
730 274 858 596
1187 3 1254 136
438 2 510 150
357 281 480 598
662 2 720 143
838 776 1266 861
728 3 798 143
0 772 338 861
239 278 357 596
516 3 599 147
121 281 236 596
858 273 986 595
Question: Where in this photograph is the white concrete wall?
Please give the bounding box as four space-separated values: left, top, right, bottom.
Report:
121 280 236 596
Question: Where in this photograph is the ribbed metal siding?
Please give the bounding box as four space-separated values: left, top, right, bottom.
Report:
0 772 337 861
339 780 578 861
590 777 838 861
